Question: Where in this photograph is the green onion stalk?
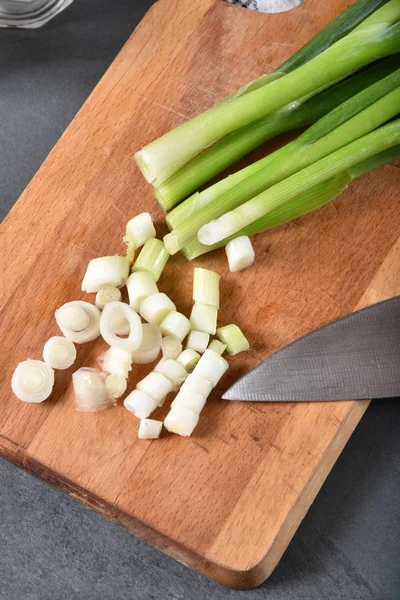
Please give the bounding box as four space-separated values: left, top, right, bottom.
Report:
165 56 400 227
195 119 400 246
182 144 400 259
156 3 398 211
135 1 400 188
163 72 400 254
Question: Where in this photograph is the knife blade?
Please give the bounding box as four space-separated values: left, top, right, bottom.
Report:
222 296 400 402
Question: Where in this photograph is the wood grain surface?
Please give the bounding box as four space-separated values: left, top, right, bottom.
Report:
1 0 399 589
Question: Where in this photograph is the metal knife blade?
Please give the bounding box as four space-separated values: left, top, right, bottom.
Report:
222 296 400 402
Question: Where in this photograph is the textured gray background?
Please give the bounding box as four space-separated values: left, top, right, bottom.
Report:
1 1 399 598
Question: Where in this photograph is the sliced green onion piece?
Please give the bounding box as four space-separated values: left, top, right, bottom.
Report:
192 267 220 308
123 213 156 251
154 358 188 389
194 349 229 386
139 292 176 325
81 256 129 293
171 390 207 415
186 330 209 354
161 334 182 359
124 389 158 419
190 302 218 335
73 368 114 412
225 236 255 272
180 373 213 398
131 323 162 365
207 340 227 356
136 371 174 407
164 405 199 437
176 348 200 372
100 301 143 351
12 360 55 403
159 311 191 342
43 337 76 370
95 286 122 310
217 324 250 356
105 374 127 399
97 346 133 378
126 271 159 312
55 301 101 343
138 418 163 439
131 238 169 282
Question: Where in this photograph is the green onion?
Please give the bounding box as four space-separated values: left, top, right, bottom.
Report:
131 238 169 282
189 301 218 335
135 3 400 187
161 55 400 214
192 267 220 308
159 311 191 342
198 119 400 245
165 73 400 253
207 340 227 356
186 330 210 354
176 348 201 372
225 236 255 272
156 0 394 209
216 325 250 356
81 255 130 293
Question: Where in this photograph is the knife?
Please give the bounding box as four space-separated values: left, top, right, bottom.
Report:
223 296 400 402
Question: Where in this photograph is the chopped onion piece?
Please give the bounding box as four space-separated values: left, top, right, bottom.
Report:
161 335 182 359
160 311 190 342
55 301 101 343
56 304 90 331
100 301 142 351
154 359 188 389
132 238 169 282
138 418 163 439
189 301 217 335
110 316 131 336
123 213 156 250
97 346 133 378
136 371 173 406
217 324 250 355
131 323 162 364
225 236 255 272
164 405 199 437
176 349 200 372
193 267 220 308
139 293 176 325
106 374 127 399
180 373 213 399
171 390 207 414
12 360 54 403
126 271 158 312
186 330 209 354
95 286 122 310
124 389 158 419
43 337 76 370
194 349 229 386
72 368 114 412
81 256 130 293
208 339 227 356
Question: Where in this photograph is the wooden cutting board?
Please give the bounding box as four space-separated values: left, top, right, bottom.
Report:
1 0 399 589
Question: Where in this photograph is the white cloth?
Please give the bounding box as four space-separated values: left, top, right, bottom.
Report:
227 0 303 13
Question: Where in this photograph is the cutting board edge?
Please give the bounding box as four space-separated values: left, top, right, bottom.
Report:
0 397 369 590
